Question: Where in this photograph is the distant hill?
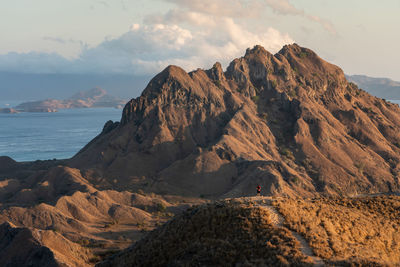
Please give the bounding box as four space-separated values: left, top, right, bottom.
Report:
346 74 400 100
0 72 151 101
15 88 126 112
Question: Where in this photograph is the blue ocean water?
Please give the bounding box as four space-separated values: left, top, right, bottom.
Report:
0 99 399 162
0 102 122 161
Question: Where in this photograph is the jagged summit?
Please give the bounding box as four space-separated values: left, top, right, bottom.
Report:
205 62 225 81
70 44 400 198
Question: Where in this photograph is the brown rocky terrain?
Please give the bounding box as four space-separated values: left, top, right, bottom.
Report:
70 44 400 199
0 160 206 266
0 166 204 266
1 44 400 265
0 221 91 266
15 87 126 112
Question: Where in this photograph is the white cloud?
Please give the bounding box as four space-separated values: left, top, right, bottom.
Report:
78 20 292 75
0 0 296 75
0 18 293 75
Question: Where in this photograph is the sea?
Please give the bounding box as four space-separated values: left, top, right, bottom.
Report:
1 99 399 162
0 101 122 162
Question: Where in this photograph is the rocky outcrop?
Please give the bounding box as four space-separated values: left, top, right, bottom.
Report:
70 44 400 198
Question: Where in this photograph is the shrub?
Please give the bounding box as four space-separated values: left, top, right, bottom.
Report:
354 162 365 173
270 80 278 88
288 89 297 98
89 255 101 263
156 202 167 212
299 52 308 58
80 239 90 246
280 148 295 160
258 112 268 120
251 95 260 103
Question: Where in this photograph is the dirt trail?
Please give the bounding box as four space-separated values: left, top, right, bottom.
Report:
246 197 325 266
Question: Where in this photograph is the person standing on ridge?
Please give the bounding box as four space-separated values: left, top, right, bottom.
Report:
256 185 261 196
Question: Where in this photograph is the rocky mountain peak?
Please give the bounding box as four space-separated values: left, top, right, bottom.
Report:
206 62 225 81
72 44 400 198
245 44 270 57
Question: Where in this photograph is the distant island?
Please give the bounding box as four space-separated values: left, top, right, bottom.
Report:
14 87 126 112
347 74 400 100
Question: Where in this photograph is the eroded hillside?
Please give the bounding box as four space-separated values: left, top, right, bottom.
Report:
0 163 206 266
70 44 400 198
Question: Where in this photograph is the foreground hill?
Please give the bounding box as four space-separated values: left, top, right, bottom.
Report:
97 199 313 266
98 196 400 266
15 88 126 112
274 195 400 265
70 44 400 198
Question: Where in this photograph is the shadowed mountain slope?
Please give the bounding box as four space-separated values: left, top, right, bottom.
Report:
0 221 91 267
69 44 400 198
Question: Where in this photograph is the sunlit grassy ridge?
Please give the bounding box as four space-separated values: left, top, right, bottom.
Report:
274 195 400 265
98 200 314 266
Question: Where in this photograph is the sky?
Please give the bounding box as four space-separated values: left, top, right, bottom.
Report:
0 0 399 81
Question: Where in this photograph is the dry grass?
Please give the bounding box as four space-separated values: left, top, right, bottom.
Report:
98 201 314 266
273 195 400 265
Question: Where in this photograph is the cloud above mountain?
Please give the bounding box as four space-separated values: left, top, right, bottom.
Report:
0 0 299 75
89 20 292 75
